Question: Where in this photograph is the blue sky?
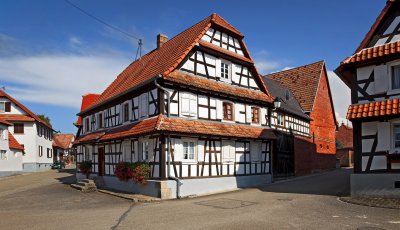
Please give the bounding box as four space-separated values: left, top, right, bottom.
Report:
0 0 385 133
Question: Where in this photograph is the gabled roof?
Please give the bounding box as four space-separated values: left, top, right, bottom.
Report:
265 61 325 112
8 132 24 150
263 77 309 120
75 94 100 126
0 119 11 126
336 123 353 149
0 115 35 122
53 134 75 149
0 90 51 128
80 13 271 115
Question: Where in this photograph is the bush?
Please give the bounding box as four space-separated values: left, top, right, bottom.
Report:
78 160 92 179
114 161 150 185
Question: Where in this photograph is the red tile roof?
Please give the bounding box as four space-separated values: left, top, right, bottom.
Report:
341 41 400 65
346 98 400 120
75 94 100 126
266 61 325 112
336 123 353 149
0 90 51 128
165 71 274 103
53 134 75 149
8 132 24 150
74 115 276 144
0 115 35 122
0 119 11 126
80 13 270 115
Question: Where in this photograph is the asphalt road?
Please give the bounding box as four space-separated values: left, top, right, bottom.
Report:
0 168 399 230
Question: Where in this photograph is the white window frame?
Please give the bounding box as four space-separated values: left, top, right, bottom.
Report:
0 102 5 113
222 140 235 163
182 138 196 162
219 59 231 82
140 140 150 162
122 102 130 123
0 150 6 160
277 113 285 127
389 61 400 91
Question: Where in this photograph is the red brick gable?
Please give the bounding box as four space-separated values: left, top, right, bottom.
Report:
80 13 271 115
266 61 324 112
336 124 353 149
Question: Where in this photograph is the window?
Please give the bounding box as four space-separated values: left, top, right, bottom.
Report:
277 113 285 126
251 107 260 124
0 102 9 113
47 148 52 158
223 102 234 121
181 93 197 117
123 142 131 162
85 118 89 132
84 147 90 161
391 65 400 90
14 123 24 134
98 113 103 129
140 93 148 118
123 103 129 122
141 142 149 161
183 141 195 160
220 61 230 80
393 125 400 149
222 141 235 162
250 142 261 162
38 146 43 157
0 150 6 160
0 103 4 113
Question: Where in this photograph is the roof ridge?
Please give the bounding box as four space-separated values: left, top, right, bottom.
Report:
265 60 325 76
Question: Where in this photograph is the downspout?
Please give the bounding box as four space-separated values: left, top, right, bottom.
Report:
154 75 182 199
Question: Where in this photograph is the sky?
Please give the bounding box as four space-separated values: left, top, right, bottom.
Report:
0 0 386 133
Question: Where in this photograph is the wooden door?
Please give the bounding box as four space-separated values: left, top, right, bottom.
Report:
98 147 105 176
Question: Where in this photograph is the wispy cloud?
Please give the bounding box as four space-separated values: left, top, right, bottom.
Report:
327 70 351 126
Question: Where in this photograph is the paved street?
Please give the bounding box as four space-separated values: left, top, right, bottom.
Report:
0 168 399 230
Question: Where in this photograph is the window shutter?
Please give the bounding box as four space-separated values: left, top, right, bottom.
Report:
173 139 183 161
235 104 241 122
5 102 11 112
140 93 148 118
197 141 205 161
230 144 236 161
377 122 390 151
374 65 388 94
189 94 197 117
216 59 221 79
261 108 267 125
216 99 223 120
245 105 252 123
181 93 190 116
3 130 7 140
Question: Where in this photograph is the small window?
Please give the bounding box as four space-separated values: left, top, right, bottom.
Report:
141 142 149 161
38 146 43 157
285 90 291 101
393 125 400 149
180 93 197 117
223 102 234 121
277 113 285 126
47 148 52 158
14 123 24 134
5 102 11 112
183 141 195 160
251 107 260 124
98 113 103 129
391 65 400 90
123 103 129 122
0 103 4 113
220 61 230 80
0 150 6 160
85 118 89 132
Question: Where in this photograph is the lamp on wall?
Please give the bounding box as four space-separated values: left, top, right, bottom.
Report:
273 97 282 110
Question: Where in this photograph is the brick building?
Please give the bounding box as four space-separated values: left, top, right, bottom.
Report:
336 123 353 167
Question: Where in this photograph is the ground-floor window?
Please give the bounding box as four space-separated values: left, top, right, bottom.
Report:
183 141 195 160
141 141 149 161
0 150 6 160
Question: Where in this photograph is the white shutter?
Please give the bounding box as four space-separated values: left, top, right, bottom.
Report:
181 93 190 116
216 99 223 120
173 139 183 161
245 105 252 123
198 140 205 161
377 122 390 151
140 93 148 118
216 59 221 79
235 104 241 122
133 141 138 162
230 144 236 161
261 108 267 125
189 94 197 117
3 130 7 140
251 142 261 162
222 141 235 162
374 65 388 94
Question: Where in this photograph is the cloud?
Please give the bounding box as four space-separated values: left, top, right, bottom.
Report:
0 53 131 108
254 59 283 75
327 70 351 126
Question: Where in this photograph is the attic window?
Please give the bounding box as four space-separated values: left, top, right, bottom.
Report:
285 89 291 101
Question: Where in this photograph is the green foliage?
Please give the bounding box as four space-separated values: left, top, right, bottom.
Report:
37 114 52 127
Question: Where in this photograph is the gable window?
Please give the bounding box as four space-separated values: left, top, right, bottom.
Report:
0 150 6 160
123 103 129 122
220 60 230 81
181 93 197 117
393 124 400 149
391 65 400 90
183 141 195 161
98 113 103 129
251 107 260 124
223 102 234 121
14 123 24 134
277 113 285 126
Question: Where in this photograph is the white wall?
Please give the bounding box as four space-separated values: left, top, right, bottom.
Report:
0 124 23 173
0 98 26 115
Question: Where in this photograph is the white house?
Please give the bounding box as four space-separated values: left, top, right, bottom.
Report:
0 119 24 176
0 90 53 172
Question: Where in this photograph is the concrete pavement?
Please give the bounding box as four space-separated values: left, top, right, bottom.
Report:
0 168 399 230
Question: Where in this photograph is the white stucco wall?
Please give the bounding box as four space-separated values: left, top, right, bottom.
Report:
0 123 23 175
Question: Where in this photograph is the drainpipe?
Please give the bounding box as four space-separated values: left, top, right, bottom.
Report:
154 75 181 199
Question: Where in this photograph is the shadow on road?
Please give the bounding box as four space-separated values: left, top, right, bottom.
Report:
257 168 351 196
54 168 77 185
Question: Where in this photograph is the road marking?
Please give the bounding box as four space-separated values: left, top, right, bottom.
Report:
389 221 400 224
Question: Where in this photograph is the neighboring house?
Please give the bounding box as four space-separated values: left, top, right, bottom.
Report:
73 94 100 138
264 61 338 175
74 13 280 199
0 119 24 176
52 134 75 163
336 123 353 167
0 90 53 172
335 0 400 197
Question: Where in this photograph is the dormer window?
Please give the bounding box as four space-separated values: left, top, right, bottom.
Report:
285 89 291 101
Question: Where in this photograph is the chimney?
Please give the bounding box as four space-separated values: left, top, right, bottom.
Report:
157 34 168 49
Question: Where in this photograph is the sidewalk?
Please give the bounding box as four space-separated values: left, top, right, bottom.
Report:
340 196 400 209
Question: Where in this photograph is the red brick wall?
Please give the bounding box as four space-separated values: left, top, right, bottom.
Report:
294 136 336 176
309 69 337 155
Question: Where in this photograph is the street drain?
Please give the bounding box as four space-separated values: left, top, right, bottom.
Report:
194 198 257 209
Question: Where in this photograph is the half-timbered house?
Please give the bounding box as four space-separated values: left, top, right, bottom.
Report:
74 13 280 199
336 0 400 197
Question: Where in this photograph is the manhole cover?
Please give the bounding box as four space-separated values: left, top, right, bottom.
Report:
194 198 257 209
357 227 386 230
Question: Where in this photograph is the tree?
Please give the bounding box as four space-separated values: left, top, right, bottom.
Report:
37 114 52 128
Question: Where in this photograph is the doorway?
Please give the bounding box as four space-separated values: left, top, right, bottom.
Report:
98 147 105 176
